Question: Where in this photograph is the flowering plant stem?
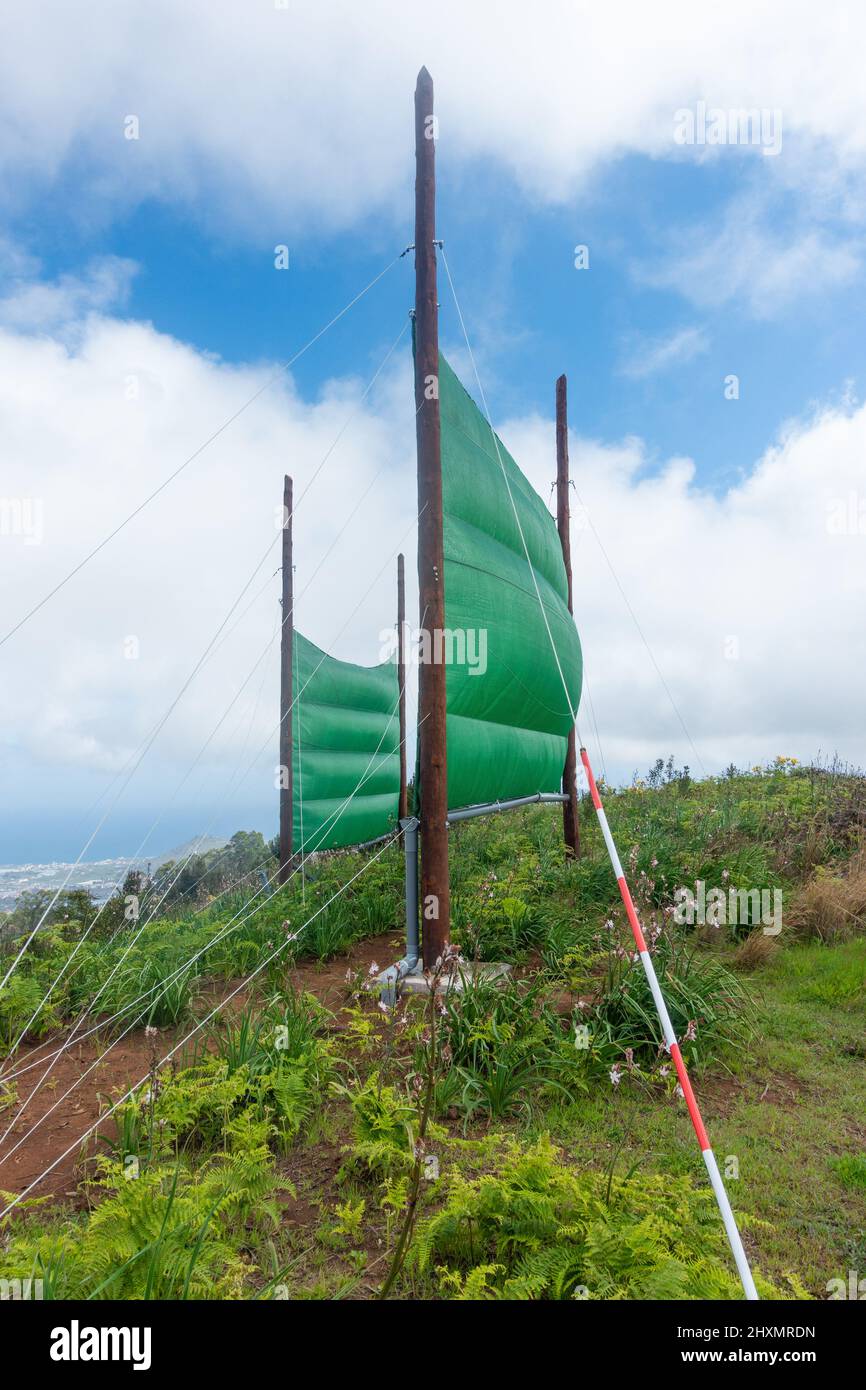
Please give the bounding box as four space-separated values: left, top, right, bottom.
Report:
377 950 453 1300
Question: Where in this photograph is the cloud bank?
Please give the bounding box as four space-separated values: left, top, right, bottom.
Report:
2 0 866 238
2 282 864 856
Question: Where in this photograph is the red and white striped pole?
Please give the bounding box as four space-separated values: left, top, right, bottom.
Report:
579 746 759 1301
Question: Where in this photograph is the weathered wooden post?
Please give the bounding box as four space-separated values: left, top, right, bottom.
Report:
556 375 580 859
397 552 408 821
278 474 294 883
414 66 450 965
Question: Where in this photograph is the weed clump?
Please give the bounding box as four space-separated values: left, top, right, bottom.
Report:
789 848 866 942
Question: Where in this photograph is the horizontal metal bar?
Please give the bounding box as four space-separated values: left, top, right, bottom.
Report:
359 831 401 852
445 792 568 824
314 828 399 855
329 796 565 855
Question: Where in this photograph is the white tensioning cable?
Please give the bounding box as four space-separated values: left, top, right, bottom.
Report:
0 528 285 996
1 583 283 1059
0 316 415 1163
0 690 412 1166
0 827 399 1221
0 253 405 651
440 248 758 1301
1 501 424 1149
0 315 410 1002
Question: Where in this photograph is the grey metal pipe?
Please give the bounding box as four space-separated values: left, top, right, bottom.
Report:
379 796 568 1005
376 816 421 1005
402 815 420 966
446 792 568 825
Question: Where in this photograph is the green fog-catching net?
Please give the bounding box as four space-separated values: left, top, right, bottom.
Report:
439 352 582 809
291 630 400 853
290 351 583 849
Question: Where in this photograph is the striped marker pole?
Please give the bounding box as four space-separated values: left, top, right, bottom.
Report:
579 747 759 1301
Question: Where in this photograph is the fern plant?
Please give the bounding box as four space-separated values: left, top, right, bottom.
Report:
333 1072 419 1178
0 1146 284 1300
414 1135 784 1301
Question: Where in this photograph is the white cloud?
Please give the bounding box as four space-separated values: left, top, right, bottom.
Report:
2 0 866 237
0 254 138 334
637 197 861 317
0 306 419 832
619 326 709 379
1 300 865 849
492 395 866 779
2 2 865 855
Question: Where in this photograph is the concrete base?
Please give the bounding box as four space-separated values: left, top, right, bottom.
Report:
377 959 512 1003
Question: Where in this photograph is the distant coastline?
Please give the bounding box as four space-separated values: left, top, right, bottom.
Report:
0 834 229 913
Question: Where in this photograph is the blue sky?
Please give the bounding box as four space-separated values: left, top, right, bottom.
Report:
2 3 865 864
16 148 866 488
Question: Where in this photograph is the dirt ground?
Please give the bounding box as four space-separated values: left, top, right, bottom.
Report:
0 930 403 1207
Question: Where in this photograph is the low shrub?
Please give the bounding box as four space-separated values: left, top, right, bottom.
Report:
0 973 61 1050
96 952 199 1029
732 929 780 972
333 1071 419 1178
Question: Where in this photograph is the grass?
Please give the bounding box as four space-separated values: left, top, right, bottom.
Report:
536 935 866 1297
1 757 865 1299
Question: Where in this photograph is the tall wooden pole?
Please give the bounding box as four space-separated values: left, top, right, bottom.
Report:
414 66 450 966
278 474 294 883
556 375 580 860
397 552 408 821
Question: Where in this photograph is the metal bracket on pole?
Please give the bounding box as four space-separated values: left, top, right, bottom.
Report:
375 796 570 1004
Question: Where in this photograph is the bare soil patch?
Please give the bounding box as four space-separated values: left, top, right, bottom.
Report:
0 930 403 1207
